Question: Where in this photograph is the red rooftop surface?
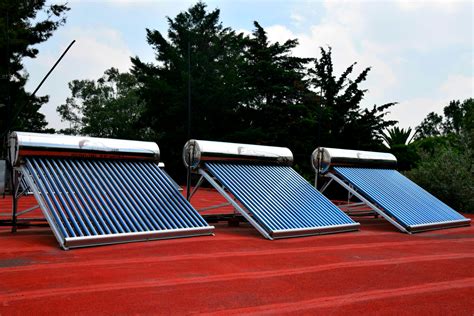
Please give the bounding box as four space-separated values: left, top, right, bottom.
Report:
0 190 473 315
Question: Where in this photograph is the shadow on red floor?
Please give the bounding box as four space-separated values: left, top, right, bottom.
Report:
0 191 473 315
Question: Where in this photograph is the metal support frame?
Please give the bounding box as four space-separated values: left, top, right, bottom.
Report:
187 174 237 215
319 178 333 194
2 166 44 230
20 165 67 248
187 175 205 201
325 172 410 234
0 205 39 217
11 165 18 232
198 168 273 240
197 202 233 212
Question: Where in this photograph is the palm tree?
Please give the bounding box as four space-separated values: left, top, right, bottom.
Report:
382 126 416 149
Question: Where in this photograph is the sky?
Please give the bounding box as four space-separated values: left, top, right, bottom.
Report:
24 0 473 131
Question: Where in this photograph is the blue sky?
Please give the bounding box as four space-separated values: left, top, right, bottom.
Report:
24 0 473 130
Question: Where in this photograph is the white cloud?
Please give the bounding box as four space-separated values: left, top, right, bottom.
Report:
440 74 474 99
265 4 398 104
389 74 474 128
396 0 461 12
65 27 132 77
290 13 305 27
264 0 472 128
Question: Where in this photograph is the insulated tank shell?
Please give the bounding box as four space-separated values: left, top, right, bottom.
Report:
312 147 397 174
183 139 293 169
9 131 160 166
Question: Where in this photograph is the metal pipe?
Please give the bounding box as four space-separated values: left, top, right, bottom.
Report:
64 226 214 249
273 222 359 234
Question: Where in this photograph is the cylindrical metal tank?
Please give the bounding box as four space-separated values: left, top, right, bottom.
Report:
311 147 397 174
9 131 160 166
183 139 293 169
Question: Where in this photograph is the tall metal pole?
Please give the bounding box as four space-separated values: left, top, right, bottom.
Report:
315 87 323 189
187 41 191 140
3 10 11 159
186 41 192 200
4 10 17 232
318 87 322 147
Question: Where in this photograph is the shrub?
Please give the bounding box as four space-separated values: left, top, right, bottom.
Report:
405 141 473 213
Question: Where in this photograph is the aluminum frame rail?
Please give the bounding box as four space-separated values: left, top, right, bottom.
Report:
21 157 214 249
203 162 359 239
331 167 470 233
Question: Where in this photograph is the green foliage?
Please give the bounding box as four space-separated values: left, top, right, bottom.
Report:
415 98 473 140
0 0 69 144
131 3 246 178
415 112 443 139
404 98 474 212
61 3 398 181
382 126 415 148
382 126 416 170
310 47 396 151
57 68 154 140
405 141 473 213
389 143 418 171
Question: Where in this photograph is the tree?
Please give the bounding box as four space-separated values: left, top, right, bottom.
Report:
415 98 473 140
406 98 473 209
381 127 417 171
0 0 69 148
415 112 443 139
59 3 398 181
310 47 396 150
234 22 311 144
131 2 246 179
382 127 415 148
57 68 154 140
405 143 473 213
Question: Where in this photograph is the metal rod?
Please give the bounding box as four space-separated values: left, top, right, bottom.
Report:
32 41 76 97
197 202 232 212
187 40 191 140
319 178 333 193
15 204 40 216
186 151 192 201
11 169 17 232
273 222 359 234
64 226 214 249
188 175 204 201
2 41 76 137
185 39 192 201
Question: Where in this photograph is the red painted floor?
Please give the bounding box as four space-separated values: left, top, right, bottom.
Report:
0 192 473 315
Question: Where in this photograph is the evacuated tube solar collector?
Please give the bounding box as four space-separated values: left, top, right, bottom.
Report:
10 132 213 250
313 147 470 233
184 140 359 240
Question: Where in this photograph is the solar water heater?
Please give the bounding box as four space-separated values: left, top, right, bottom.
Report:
312 147 471 233
183 140 359 239
8 132 214 249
